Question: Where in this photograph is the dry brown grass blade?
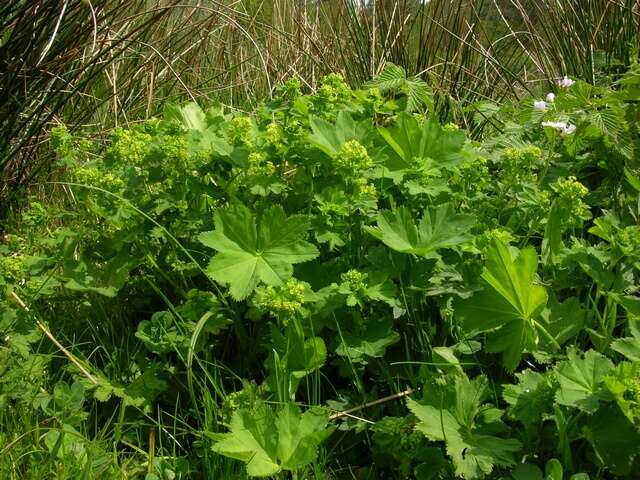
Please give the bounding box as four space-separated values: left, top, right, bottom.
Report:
10 291 98 385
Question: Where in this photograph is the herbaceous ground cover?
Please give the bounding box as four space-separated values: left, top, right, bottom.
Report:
1 64 640 478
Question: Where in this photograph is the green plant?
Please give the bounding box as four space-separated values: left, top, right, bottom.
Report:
1 62 640 478
5 0 639 223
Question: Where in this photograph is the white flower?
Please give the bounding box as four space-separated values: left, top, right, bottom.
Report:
542 121 566 129
546 92 555 102
557 75 575 88
533 100 547 112
541 121 576 136
561 123 576 136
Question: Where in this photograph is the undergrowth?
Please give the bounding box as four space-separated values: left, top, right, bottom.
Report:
1 63 640 478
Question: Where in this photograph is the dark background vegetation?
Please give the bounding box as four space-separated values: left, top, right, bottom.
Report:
1 0 638 219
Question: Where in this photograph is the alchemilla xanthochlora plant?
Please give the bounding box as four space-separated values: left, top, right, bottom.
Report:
2 64 640 479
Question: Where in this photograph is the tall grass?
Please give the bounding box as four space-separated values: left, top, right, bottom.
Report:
508 0 640 84
1 0 639 217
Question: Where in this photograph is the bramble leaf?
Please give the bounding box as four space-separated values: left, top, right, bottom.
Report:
199 204 319 300
367 63 433 112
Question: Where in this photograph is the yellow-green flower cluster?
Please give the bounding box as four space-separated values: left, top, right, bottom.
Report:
554 175 588 198
615 226 640 249
340 269 368 291
247 152 276 177
25 276 57 295
159 134 189 168
335 140 373 173
501 144 543 182
74 166 124 191
257 279 306 317
282 78 302 97
535 190 553 217
265 122 283 146
412 113 427 122
318 73 351 103
50 125 73 158
284 119 306 140
22 201 48 227
455 156 489 190
629 372 640 400
354 178 377 198
614 226 640 262
191 149 212 170
364 87 385 110
224 390 247 411
621 369 640 419
107 127 151 165
443 122 460 131
553 176 590 220
220 384 262 422
227 116 254 145
0 255 25 282
476 228 514 250
507 145 540 160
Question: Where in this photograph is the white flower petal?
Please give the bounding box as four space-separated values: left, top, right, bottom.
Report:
557 75 575 88
533 100 547 111
542 121 567 130
561 124 577 136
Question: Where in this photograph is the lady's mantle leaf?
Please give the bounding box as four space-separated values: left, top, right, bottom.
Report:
611 335 640 362
335 319 400 365
377 113 470 181
407 374 521 479
164 102 206 131
455 239 548 370
308 110 370 157
199 204 319 300
584 403 640 476
555 348 614 413
502 370 556 427
211 403 334 477
365 204 473 257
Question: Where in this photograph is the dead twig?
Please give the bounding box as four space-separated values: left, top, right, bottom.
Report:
10 291 98 385
329 387 414 421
